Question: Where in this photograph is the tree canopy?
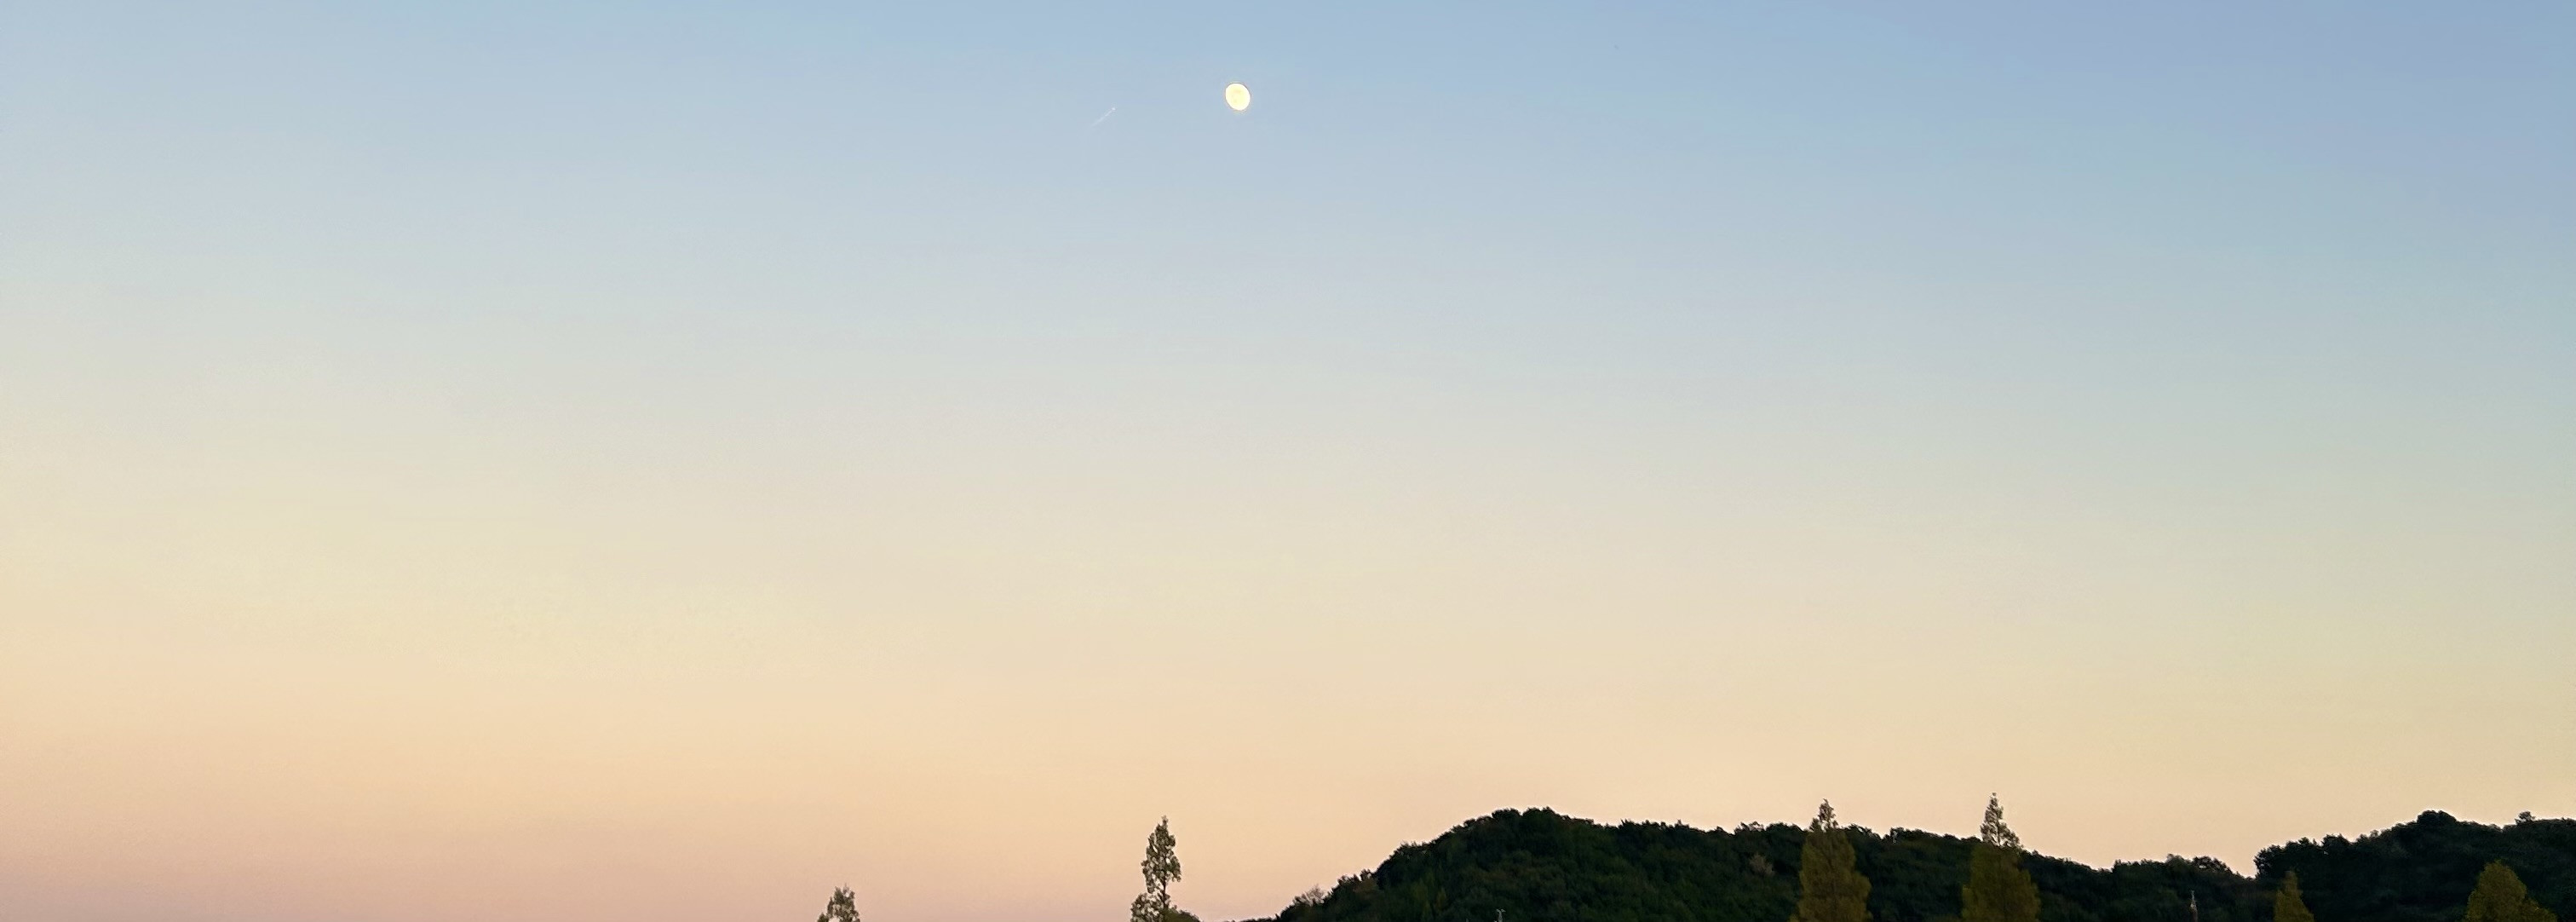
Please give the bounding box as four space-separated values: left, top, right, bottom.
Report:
2464 861 2559 922
1962 797 2039 922
1260 808 2571 922
2273 873 2314 922
1795 800 1872 922
1135 816 1198 922
814 886 860 922
2258 811 2576 922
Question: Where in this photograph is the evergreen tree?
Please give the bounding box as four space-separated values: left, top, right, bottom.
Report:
1961 795 2040 922
2463 861 2557 922
1131 816 1193 922
815 886 861 922
1794 800 1873 922
2275 873 2315 922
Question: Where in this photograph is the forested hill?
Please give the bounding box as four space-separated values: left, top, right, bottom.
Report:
1256 809 2574 922
2261 810 2574 922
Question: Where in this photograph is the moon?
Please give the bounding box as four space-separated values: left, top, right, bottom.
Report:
1225 82 1251 112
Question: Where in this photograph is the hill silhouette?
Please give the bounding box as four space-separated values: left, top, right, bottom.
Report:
1255 809 2573 922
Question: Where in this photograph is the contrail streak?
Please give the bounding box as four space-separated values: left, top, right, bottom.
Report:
1086 107 1118 130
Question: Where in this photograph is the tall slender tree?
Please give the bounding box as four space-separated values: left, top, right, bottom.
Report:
2274 873 2315 922
1960 795 2040 922
815 887 862 922
1794 800 1873 922
1130 816 1191 922
2463 861 2557 922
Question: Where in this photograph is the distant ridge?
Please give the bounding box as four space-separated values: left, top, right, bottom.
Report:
1250 809 2574 922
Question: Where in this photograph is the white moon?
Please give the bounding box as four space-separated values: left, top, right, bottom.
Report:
1225 82 1251 112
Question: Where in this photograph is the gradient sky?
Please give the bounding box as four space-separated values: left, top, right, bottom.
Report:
3 3 2572 922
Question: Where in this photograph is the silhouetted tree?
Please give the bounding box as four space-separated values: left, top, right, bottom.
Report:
1961 796 2039 922
1132 816 1196 922
816 886 861 922
2276 873 2315 922
2464 862 2557 922
1796 800 1872 922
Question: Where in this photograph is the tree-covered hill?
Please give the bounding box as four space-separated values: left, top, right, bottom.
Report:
1256 809 2571 922
2258 811 2575 922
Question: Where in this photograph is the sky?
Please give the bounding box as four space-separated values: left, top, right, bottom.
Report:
2 3 2572 921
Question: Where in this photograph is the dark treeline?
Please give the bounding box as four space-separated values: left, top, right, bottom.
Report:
2262 811 2573 922
1256 807 2573 922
